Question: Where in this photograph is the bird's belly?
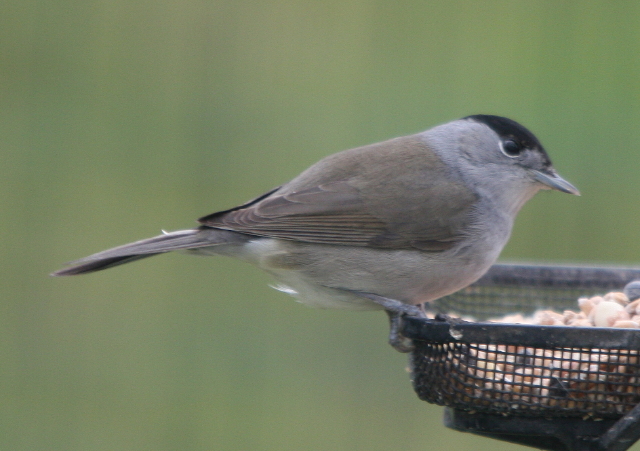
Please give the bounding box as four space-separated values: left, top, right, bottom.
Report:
237 237 503 310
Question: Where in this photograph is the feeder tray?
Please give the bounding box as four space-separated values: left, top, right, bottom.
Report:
404 263 640 451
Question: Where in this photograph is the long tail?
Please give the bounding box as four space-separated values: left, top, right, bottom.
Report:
52 227 249 276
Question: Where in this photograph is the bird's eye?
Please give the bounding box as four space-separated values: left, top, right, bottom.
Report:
501 139 523 157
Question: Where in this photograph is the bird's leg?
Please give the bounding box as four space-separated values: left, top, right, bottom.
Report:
384 310 415 353
344 290 426 353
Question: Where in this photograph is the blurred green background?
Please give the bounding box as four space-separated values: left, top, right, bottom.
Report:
3 1 640 450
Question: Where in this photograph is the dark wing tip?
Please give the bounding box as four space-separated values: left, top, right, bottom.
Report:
198 186 282 225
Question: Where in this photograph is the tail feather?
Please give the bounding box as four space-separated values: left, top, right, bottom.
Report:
52 227 249 276
52 255 155 276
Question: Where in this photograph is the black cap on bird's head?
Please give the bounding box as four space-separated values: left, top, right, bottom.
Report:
465 115 549 161
465 114 580 196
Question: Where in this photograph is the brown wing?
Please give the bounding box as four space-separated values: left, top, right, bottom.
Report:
199 135 477 251
199 181 412 247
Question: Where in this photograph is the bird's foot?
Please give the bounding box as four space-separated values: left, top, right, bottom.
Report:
385 310 415 353
345 290 426 353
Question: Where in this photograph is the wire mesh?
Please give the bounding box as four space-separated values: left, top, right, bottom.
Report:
410 325 640 418
407 263 640 420
430 264 640 320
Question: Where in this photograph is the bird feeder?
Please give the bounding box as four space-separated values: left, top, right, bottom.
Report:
405 264 640 451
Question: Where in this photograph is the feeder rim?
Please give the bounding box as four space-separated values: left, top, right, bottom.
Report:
403 317 640 349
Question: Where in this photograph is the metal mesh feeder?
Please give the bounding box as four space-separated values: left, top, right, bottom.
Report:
404 264 640 451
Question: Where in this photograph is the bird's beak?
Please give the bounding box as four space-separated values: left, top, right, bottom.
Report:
532 170 581 196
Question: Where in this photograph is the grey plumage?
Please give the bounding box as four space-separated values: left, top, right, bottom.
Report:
53 115 578 320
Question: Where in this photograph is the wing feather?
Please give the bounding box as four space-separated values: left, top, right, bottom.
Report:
199 135 477 250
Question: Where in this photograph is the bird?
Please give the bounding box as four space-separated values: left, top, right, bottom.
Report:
53 115 579 351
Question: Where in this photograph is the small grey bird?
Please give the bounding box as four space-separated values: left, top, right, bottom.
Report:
53 115 579 351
